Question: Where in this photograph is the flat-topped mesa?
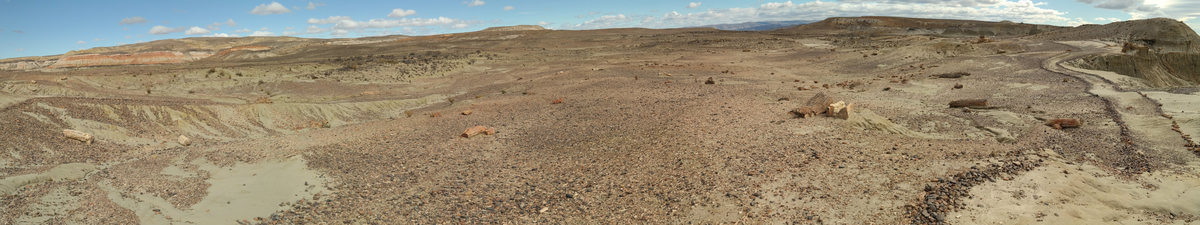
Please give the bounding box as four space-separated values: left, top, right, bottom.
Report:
481 25 547 32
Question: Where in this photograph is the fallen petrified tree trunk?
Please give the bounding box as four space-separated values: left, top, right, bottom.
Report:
948 99 988 108
178 135 192 146
63 129 93 144
791 92 835 118
1045 118 1081 129
462 125 497 138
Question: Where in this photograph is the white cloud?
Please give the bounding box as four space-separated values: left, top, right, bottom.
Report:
467 0 485 7
308 16 462 30
570 0 1078 30
207 33 238 37
538 21 551 26
185 26 211 35
283 31 300 35
1067 17 1092 26
305 25 328 34
389 8 416 18
234 28 252 33
688 2 702 8
308 16 353 24
504 6 514 11
1077 0 1200 31
250 31 275 36
453 23 469 28
226 19 237 26
331 29 350 36
148 25 185 35
76 40 86 44
119 16 147 25
573 14 633 29
251 2 291 15
307 2 325 10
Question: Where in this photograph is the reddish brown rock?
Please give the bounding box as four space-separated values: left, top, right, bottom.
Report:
462 126 497 138
1045 118 1081 129
791 92 836 118
552 98 564 104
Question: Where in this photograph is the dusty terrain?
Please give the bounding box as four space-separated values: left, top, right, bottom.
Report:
1 16 1199 224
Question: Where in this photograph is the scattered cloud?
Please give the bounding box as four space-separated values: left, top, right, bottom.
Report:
207 33 238 37
504 6 514 11
538 21 551 26
148 25 184 35
185 26 211 35
305 25 328 34
250 31 275 36
571 0 1076 30
76 40 86 44
307 2 325 10
467 0 485 7
574 14 632 29
225 19 237 27
15 48 24 52
305 15 473 36
251 2 291 15
119 16 148 25
331 29 350 36
234 28 252 33
389 8 416 18
1076 0 1200 31
688 2 702 8
308 16 353 24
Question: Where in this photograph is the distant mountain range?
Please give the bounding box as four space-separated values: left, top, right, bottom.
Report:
693 20 817 31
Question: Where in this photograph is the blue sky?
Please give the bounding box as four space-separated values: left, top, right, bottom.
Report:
1 0 1197 59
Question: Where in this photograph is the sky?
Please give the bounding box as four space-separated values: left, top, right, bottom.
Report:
0 0 1197 59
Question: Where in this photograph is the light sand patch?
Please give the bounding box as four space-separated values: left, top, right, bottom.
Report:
950 150 1200 224
102 156 327 224
14 185 81 224
1063 65 1151 89
0 163 97 195
897 81 940 95
1004 83 1049 91
1143 91 1200 148
847 109 937 139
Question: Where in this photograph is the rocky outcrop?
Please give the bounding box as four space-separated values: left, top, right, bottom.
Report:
48 51 213 68
1030 18 1200 53
1070 43 1200 87
0 60 55 70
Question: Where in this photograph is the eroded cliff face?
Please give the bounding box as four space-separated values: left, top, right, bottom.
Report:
46 51 213 68
0 60 56 70
1071 44 1200 87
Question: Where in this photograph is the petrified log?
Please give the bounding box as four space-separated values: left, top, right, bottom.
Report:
791 93 836 118
1045 118 1081 130
63 129 93 144
178 135 192 146
948 99 987 108
462 125 497 138
935 72 970 78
